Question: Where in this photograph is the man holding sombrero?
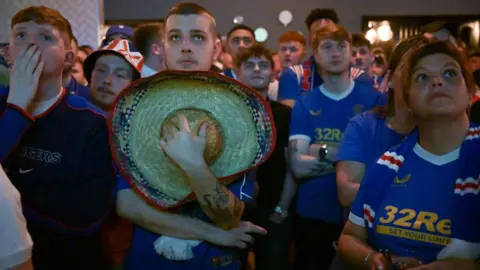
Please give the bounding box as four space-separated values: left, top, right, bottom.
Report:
113 2 274 269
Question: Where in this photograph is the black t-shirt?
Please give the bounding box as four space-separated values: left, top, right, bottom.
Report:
255 101 291 210
470 101 480 124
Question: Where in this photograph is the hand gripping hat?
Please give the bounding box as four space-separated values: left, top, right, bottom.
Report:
109 70 276 209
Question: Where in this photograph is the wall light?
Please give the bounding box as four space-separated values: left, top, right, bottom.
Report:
365 28 377 44
254 27 268 42
377 21 393 42
233 16 244 24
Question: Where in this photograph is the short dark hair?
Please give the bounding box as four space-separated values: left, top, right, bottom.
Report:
235 44 274 69
166 2 216 36
11 6 74 47
351 33 371 49
79 45 93 54
133 22 164 57
305 8 339 30
227 25 255 40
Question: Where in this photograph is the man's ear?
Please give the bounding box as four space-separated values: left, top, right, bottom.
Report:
152 43 162 56
64 50 75 67
213 38 222 62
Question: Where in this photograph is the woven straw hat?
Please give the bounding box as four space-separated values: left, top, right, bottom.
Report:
109 70 276 209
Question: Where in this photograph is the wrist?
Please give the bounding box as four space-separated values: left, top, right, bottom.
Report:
274 205 288 218
365 250 377 266
180 159 209 175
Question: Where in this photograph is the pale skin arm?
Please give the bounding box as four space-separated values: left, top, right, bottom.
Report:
280 99 296 108
117 189 263 248
336 161 366 207
183 163 245 230
288 139 337 180
160 114 245 229
339 221 424 269
338 221 379 269
117 189 221 241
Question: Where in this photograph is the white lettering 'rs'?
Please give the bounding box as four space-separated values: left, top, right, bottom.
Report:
19 168 34 174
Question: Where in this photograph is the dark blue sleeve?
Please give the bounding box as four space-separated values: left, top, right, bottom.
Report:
278 68 301 101
451 181 480 242
355 72 374 87
335 113 368 164
376 91 388 106
0 103 34 162
23 117 117 235
117 173 131 191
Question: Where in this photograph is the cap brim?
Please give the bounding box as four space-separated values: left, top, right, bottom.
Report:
83 50 140 84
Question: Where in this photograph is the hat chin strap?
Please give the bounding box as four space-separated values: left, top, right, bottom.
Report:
154 236 202 260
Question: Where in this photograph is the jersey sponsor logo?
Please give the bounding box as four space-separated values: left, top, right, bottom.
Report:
19 146 62 164
309 109 322 116
377 205 451 246
314 128 343 143
18 168 34 174
394 174 411 185
454 175 480 196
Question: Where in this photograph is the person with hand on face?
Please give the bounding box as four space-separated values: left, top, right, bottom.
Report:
116 3 269 270
338 41 480 270
288 24 383 270
236 44 296 270
0 6 117 270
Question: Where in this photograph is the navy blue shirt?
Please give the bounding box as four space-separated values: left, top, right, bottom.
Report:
65 76 91 101
0 86 115 235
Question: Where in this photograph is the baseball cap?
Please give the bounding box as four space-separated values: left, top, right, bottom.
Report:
83 39 144 84
106 25 134 39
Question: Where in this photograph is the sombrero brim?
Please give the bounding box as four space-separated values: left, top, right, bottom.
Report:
109 70 276 210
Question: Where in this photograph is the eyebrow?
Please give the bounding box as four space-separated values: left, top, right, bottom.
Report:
413 60 461 74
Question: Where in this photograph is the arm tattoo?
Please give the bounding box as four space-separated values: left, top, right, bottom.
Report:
201 182 244 228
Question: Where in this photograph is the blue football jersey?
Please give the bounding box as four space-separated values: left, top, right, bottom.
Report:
350 125 480 262
289 81 382 223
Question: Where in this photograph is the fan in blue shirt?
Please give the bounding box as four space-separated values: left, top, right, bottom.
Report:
288 24 383 270
338 41 480 269
1 6 116 270
115 4 266 270
335 36 428 209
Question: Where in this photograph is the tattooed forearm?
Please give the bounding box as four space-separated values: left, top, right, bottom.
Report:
200 182 245 229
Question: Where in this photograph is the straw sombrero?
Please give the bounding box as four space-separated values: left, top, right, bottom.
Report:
109 70 276 209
